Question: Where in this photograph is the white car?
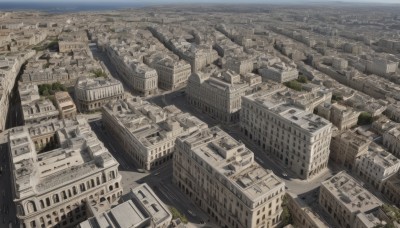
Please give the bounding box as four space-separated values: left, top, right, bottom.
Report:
282 172 288 177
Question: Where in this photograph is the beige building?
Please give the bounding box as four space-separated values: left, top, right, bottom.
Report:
146 53 191 90
79 183 172 228
22 99 60 124
226 56 254 75
58 30 88 53
18 83 40 105
186 70 264 123
330 103 360 130
259 62 299 83
319 171 383 228
241 93 332 180
0 50 36 133
383 126 400 158
102 96 207 170
54 91 77 119
8 118 122 228
173 126 286 228
74 77 124 113
381 171 400 207
18 83 60 124
355 144 400 191
130 63 158 96
330 130 370 171
286 193 330 228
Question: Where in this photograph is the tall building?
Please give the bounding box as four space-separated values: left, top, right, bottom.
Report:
146 53 191 90
330 130 370 171
258 62 299 83
319 171 383 228
186 70 264 123
74 77 124 113
54 91 77 120
8 118 122 228
102 96 207 170
173 126 285 228
355 144 400 191
78 183 172 228
240 92 332 180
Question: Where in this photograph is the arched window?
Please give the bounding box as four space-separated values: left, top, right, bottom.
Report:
26 201 37 214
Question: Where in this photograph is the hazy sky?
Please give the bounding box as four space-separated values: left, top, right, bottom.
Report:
2 0 400 3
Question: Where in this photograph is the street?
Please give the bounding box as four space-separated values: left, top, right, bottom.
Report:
147 89 337 195
86 116 212 227
0 143 17 228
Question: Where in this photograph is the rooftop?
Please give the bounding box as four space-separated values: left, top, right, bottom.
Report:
321 171 382 213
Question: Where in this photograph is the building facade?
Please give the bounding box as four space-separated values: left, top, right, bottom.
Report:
54 91 77 119
173 126 286 228
186 70 264 123
330 131 370 171
258 62 299 83
102 96 207 170
8 118 122 228
74 77 124 113
79 183 172 228
319 172 383 228
355 144 400 191
240 93 332 180
147 54 191 90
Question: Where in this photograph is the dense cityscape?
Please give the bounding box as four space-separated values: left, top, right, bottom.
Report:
1 2 400 228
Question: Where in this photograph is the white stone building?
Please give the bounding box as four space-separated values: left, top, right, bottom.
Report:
173 126 285 228
102 96 207 170
74 77 124 112
258 62 299 83
186 70 264 123
355 144 400 191
319 171 383 228
240 92 332 180
8 118 122 228
79 183 172 228
146 53 191 90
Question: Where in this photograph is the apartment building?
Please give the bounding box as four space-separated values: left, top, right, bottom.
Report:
8 118 122 228
241 92 332 180
186 70 264 123
355 144 400 191
102 96 207 170
173 126 285 228
319 172 383 228
54 91 77 120
74 77 124 113
330 131 370 171
79 183 172 228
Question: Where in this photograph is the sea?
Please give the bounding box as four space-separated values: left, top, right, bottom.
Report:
0 2 148 12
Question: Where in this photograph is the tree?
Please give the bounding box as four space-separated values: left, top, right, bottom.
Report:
169 207 188 224
358 112 373 125
91 69 107 78
284 80 302 91
332 94 343 102
297 75 308 83
281 196 293 226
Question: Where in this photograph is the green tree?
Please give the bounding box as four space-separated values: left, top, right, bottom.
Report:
284 80 302 91
332 94 343 102
169 207 188 224
280 196 293 226
297 75 308 83
358 112 373 125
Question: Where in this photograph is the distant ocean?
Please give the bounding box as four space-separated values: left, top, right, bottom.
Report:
0 2 148 12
